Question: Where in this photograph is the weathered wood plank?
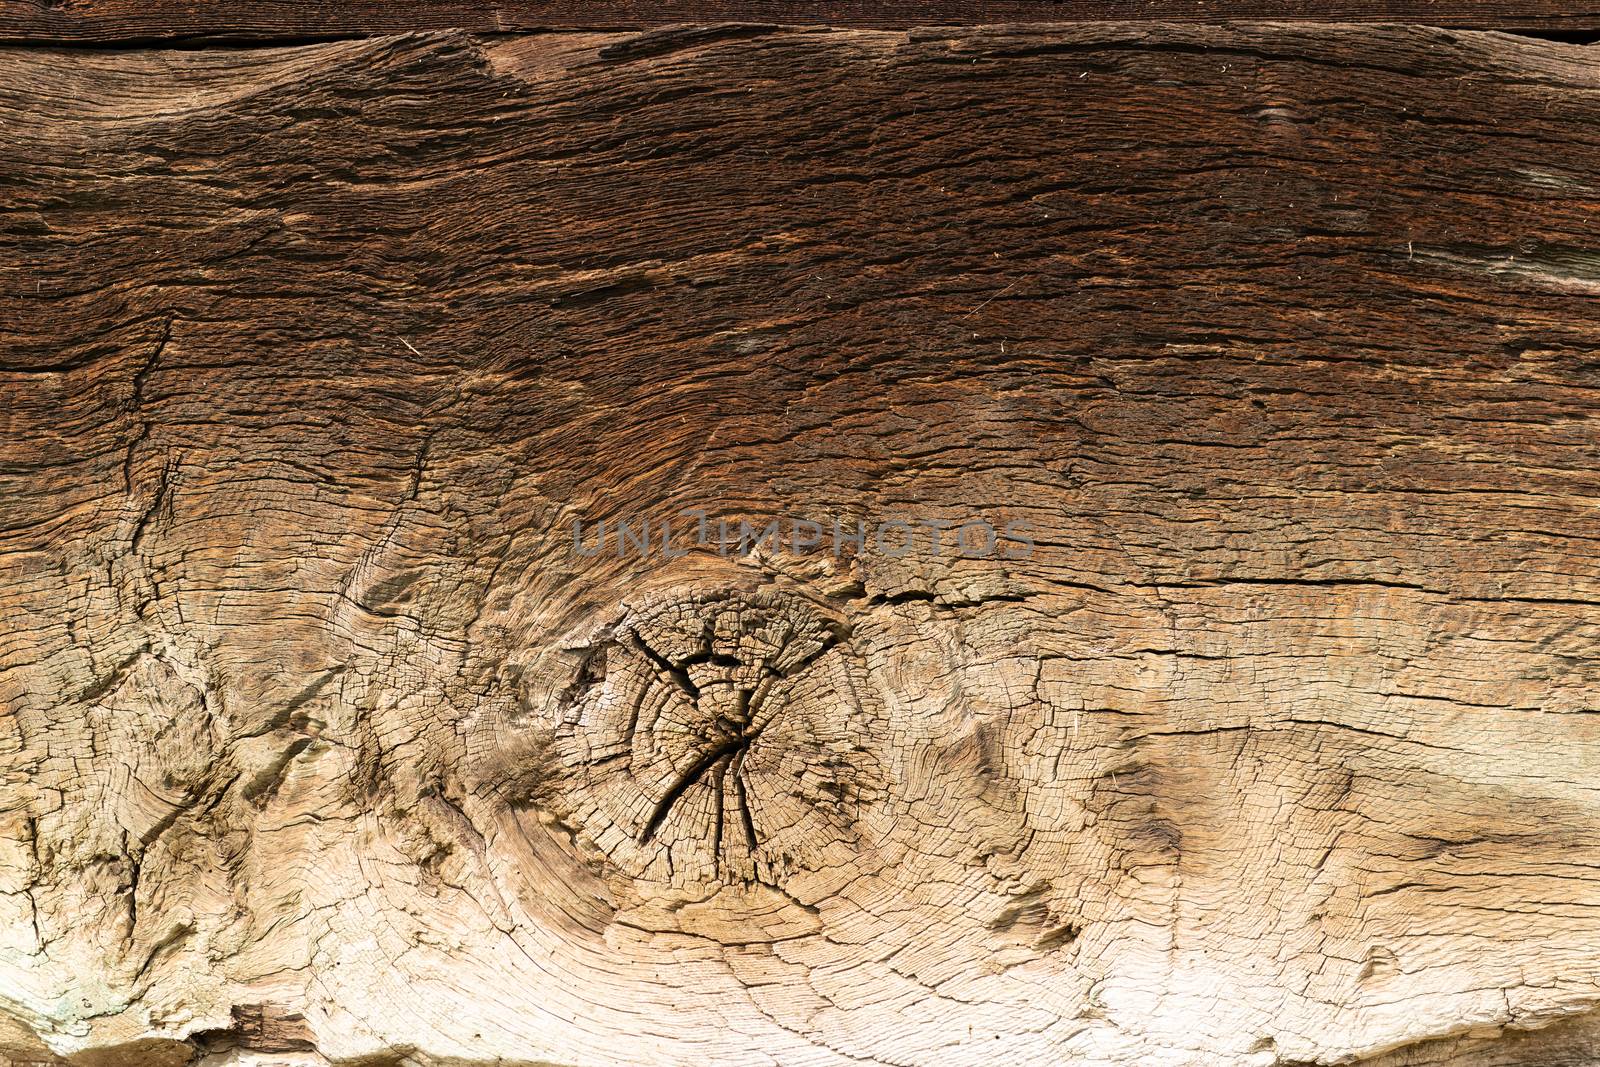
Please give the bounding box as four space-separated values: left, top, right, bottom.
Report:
4 21 1600 1067
2 0 1600 42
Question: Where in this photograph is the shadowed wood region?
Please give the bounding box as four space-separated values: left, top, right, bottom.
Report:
3 21 1600 1067
7 1 1600 40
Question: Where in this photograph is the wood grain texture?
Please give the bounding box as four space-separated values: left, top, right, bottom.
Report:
4 1 1600 42
5 21 1600 1067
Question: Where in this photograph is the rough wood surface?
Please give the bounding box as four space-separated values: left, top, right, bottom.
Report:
5 21 1600 1067
5 1 1600 41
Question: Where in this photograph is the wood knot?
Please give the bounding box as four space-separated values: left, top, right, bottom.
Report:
548 589 881 888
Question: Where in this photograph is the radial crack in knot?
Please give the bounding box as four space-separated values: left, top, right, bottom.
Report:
545 589 881 889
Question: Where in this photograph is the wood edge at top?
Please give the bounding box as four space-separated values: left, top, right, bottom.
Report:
3 1 1600 46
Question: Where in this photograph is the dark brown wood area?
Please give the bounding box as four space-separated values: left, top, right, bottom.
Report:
3 1 1600 43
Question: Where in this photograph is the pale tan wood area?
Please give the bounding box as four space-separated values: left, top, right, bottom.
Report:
4 22 1600 1067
